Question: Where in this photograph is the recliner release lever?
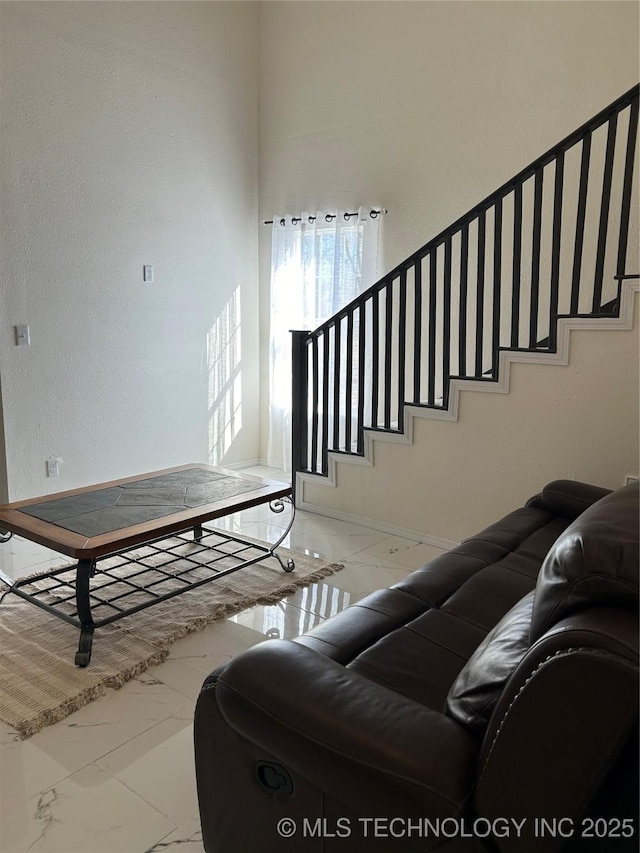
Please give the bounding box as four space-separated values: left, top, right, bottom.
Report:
255 761 294 797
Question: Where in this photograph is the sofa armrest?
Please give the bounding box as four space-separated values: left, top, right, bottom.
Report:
525 479 611 519
214 640 478 821
474 609 638 853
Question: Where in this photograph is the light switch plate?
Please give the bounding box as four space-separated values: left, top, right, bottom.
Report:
15 325 30 346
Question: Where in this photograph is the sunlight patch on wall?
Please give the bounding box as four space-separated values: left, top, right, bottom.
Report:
207 286 242 464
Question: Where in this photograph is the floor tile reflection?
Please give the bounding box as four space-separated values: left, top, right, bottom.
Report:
0 465 441 852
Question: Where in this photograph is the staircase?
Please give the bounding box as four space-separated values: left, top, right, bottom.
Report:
291 85 639 532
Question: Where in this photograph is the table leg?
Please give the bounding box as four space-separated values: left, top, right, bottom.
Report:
193 523 204 541
74 558 96 667
268 497 296 572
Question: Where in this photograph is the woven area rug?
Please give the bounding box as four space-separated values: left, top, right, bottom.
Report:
0 537 343 737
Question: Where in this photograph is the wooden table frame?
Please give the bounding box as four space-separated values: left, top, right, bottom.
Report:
0 465 295 666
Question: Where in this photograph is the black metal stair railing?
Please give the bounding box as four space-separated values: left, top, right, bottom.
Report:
291 85 639 486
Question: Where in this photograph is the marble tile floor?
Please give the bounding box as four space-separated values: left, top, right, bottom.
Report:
0 467 447 852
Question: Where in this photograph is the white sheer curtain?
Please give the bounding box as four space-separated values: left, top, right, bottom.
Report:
267 208 381 472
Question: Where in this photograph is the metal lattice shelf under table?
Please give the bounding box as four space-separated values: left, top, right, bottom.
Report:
0 465 295 666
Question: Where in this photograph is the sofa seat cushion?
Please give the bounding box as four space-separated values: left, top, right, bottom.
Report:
394 511 570 600
532 481 639 641
444 590 535 735
440 563 536 632
293 587 426 663
347 609 487 710
294 506 574 713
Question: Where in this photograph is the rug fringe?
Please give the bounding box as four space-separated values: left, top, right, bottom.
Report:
2 555 344 738
103 648 171 690
14 684 107 738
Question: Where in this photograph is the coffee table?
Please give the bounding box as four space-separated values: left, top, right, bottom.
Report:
0 464 294 666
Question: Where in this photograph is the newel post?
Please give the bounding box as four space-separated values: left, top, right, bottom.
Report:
290 330 308 504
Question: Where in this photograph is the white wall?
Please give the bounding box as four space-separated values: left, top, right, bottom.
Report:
258 0 640 459
0 0 259 500
0 376 7 503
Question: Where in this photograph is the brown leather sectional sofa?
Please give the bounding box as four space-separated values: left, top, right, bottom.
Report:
194 480 639 852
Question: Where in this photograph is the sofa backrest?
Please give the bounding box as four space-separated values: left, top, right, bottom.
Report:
530 480 639 642
444 481 639 738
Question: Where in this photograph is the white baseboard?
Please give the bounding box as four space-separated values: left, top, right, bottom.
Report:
222 458 265 471
296 499 459 551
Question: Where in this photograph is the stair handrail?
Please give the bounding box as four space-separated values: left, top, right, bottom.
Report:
306 84 638 340
291 84 639 487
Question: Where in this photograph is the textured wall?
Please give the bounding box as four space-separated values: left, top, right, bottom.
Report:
0 1 259 500
0 376 7 503
258 0 640 459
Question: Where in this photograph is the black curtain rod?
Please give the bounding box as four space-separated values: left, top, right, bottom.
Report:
263 209 387 225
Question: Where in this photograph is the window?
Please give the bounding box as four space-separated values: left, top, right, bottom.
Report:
267 208 381 471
